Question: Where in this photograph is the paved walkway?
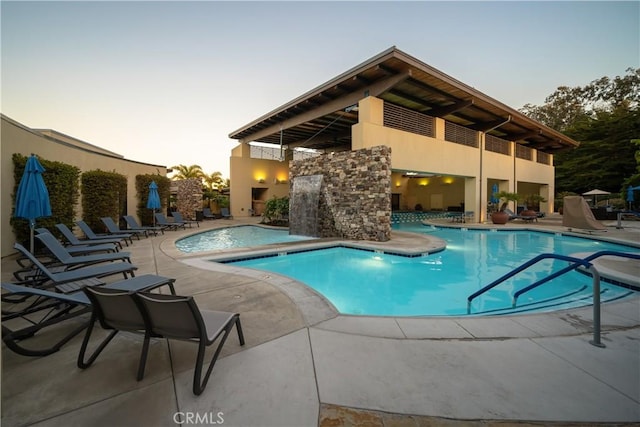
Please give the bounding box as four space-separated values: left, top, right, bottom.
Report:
2 216 639 426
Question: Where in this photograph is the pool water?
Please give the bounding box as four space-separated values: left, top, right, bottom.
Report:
176 225 313 253
227 226 639 316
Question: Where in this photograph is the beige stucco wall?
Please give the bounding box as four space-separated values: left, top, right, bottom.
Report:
1 115 168 257
353 96 554 222
230 144 289 217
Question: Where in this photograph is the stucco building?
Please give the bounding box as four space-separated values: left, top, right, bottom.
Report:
1 114 169 257
228 47 578 222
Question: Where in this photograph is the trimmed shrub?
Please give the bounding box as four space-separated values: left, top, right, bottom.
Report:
135 174 171 226
81 170 127 232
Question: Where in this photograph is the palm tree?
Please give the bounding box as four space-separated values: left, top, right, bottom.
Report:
170 164 204 181
203 171 224 190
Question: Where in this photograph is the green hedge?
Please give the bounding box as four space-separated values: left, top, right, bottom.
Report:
81 170 127 232
135 174 171 226
11 153 80 247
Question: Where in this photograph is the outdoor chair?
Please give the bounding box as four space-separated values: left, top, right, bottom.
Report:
1 274 175 357
123 215 163 235
12 243 137 291
35 228 117 255
154 213 186 231
202 208 217 220
77 288 244 395
220 207 233 219
76 220 133 246
172 212 199 228
56 223 124 250
134 292 245 395
101 217 147 239
35 232 132 270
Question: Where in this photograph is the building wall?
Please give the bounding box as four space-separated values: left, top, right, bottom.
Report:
1 115 167 257
229 95 554 224
230 143 290 217
353 96 554 222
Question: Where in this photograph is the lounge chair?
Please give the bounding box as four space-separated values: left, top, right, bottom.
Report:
13 243 137 291
35 228 117 254
504 208 537 223
35 232 132 270
76 220 133 246
154 213 186 231
220 207 233 219
78 288 244 395
56 223 124 250
1 274 175 357
101 217 146 239
172 212 199 228
202 208 217 220
123 215 163 235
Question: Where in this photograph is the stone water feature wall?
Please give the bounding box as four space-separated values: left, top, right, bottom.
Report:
175 178 202 220
289 145 391 241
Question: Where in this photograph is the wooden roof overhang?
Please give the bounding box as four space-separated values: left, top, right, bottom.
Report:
229 46 579 154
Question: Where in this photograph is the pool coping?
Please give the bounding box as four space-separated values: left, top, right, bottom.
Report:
177 225 640 341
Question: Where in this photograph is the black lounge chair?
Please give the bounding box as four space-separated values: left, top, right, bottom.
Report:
202 208 217 220
78 288 244 395
76 220 133 246
123 215 163 236
56 223 124 250
154 213 186 231
101 217 146 239
13 243 137 291
172 212 199 228
1 275 175 357
35 232 132 270
220 207 233 219
35 228 117 255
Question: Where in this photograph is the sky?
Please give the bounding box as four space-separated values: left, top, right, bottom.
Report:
2 1 638 179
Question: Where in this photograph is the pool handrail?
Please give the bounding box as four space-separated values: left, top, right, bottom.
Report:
466 253 592 314
511 250 640 307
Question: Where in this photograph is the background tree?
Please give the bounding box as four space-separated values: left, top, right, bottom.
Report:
203 171 224 190
170 164 204 181
520 68 639 196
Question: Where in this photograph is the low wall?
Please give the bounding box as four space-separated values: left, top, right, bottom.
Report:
289 145 391 241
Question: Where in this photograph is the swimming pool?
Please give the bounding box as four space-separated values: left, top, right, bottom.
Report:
176 225 313 253
225 226 639 316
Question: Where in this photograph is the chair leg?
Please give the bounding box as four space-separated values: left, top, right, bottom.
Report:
77 315 119 369
192 317 239 395
136 333 151 381
235 317 245 346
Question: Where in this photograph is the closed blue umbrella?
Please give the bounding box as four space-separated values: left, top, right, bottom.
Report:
628 185 636 210
147 181 161 226
14 154 52 252
490 183 499 204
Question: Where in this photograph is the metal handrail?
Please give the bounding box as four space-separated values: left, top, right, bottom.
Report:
466 253 592 314
512 250 640 306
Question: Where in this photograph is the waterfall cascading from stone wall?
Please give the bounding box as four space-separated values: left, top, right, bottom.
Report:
289 175 324 237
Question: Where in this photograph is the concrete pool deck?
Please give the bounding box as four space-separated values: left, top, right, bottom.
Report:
2 215 639 426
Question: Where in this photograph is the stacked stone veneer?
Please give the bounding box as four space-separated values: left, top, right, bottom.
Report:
289 145 391 241
175 178 202 220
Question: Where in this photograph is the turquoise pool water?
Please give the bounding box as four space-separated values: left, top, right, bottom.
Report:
226 225 639 316
176 225 313 253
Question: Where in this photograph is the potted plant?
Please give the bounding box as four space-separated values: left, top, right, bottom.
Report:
491 191 520 224
521 194 547 218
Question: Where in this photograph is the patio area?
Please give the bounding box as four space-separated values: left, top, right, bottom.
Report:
2 216 639 426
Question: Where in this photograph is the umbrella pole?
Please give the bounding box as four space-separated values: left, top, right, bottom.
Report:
29 221 35 254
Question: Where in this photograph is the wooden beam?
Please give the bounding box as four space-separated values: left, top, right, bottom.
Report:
238 71 411 143
428 99 475 117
